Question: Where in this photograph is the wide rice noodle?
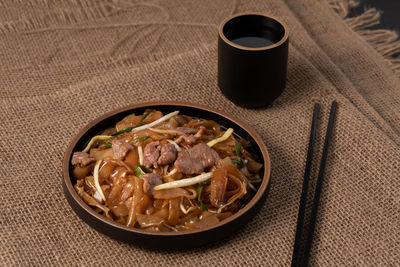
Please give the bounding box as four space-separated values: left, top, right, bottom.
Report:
153 188 196 200
136 214 164 228
126 177 143 226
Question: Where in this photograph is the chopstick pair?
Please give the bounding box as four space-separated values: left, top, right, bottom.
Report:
291 101 337 267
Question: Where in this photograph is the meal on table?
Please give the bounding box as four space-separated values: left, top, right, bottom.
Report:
71 110 263 232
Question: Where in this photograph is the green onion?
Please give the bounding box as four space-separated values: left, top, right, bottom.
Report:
134 165 152 178
196 186 207 211
134 165 145 178
112 112 150 136
102 141 112 148
234 141 242 158
232 159 243 167
129 136 147 145
201 178 211 186
138 165 151 173
196 178 211 211
136 112 151 126
199 202 208 211
111 126 134 136
234 141 245 168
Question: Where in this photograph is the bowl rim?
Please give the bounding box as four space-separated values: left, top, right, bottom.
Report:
62 101 271 237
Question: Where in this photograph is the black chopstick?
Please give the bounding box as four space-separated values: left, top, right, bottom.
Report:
301 101 337 266
291 101 337 267
291 103 319 267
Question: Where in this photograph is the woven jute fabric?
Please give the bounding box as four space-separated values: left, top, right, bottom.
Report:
1 0 399 265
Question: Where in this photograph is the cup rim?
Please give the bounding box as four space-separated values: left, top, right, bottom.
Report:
218 12 289 51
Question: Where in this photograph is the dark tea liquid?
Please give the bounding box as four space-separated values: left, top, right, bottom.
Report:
231 36 275 48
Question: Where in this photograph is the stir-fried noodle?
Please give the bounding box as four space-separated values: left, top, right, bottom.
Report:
71 110 263 232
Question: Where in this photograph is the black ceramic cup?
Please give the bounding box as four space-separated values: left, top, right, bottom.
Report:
218 12 289 108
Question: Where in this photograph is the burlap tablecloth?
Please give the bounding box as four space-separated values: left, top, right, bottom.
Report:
1 0 399 265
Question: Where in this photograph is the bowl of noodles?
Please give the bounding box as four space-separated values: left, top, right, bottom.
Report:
62 101 270 249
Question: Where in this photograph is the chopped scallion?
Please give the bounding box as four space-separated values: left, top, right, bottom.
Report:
234 141 245 168
196 178 211 211
112 112 150 136
234 141 242 158
232 159 243 168
200 202 208 211
138 165 151 173
136 112 151 127
200 178 211 186
134 165 145 178
102 141 112 147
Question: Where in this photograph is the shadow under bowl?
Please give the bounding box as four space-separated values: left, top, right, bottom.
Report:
62 101 271 249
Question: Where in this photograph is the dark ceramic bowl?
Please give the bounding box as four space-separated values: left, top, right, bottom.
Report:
62 102 271 249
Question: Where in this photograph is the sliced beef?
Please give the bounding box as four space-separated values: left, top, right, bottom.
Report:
174 134 197 145
194 127 206 139
112 139 134 160
174 143 220 175
157 143 177 166
176 127 199 135
143 141 161 168
174 115 188 126
174 127 206 145
143 173 163 196
71 152 96 167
